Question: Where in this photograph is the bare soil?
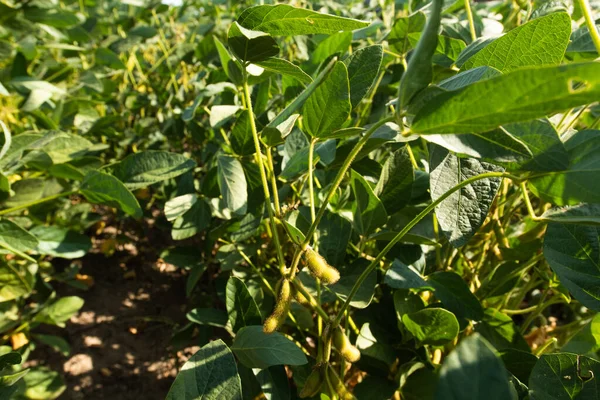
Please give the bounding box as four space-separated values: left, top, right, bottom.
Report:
25 217 202 400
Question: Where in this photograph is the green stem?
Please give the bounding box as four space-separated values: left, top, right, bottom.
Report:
520 181 542 221
307 137 323 335
331 171 521 328
464 0 477 41
577 0 600 54
266 148 281 216
292 278 329 320
308 138 318 244
0 191 76 216
287 116 395 277
242 79 286 272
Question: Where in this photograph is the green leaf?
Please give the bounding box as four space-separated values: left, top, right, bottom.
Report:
345 45 384 109
567 23 600 56
435 334 515 400
4 178 63 209
217 155 248 216
529 353 600 399
350 170 387 236
302 61 351 138
501 119 569 172
411 62 600 134
474 308 531 352
530 129 600 205
34 296 84 328
35 334 71 356
427 271 483 321
227 22 279 63
254 58 312 86
236 5 368 36
186 308 229 329
210 105 242 128
261 114 299 147
166 340 242 400
423 128 533 165
0 219 38 255
317 211 351 267
80 171 142 218
402 308 460 345
165 194 197 222
111 151 196 190
21 367 65 400
230 111 255 156
374 146 414 215
96 48 126 70
387 12 426 55
24 7 80 28
462 12 571 72
541 203 600 226
0 351 21 370
430 147 503 247
30 226 91 259
385 260 429 289
266 58 338 129
226 277 262 333
544 222 600 311
563 313 600 354
356 322 397 368
254 366 290 400
280 147 319 181
397 0 442 110
438 66 502 91
408 33 466 66
172 198 211 240
42 134 93 164
311 31 352 65
231 326 308 369
186 264 207 297
214 37 243 86
0 259 33 302
331 259 376 309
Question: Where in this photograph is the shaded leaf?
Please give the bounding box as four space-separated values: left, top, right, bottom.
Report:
231 326 308 369
166 340 242 400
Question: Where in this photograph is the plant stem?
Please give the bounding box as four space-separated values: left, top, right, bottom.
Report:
520 181 542 221
292 278 329 320
307 137 323 334
242 79 286 272
266 148 281 216
308 138 318 244
0 191 76 216
287 116 395 278
577 0 600 54
464 0 477 41
331 171 521 328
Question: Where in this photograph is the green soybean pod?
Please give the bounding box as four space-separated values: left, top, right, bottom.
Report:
396 0 443 115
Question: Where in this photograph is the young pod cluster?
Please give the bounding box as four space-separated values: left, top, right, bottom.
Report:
263 278 291 334
332 327 361 363
298 367 325 398
304 248 340 284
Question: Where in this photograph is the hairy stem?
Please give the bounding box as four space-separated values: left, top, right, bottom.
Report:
242 79 286 272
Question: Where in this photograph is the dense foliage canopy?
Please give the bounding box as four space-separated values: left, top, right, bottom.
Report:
1 0 600 398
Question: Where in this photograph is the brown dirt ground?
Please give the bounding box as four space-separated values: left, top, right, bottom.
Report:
24 216 203 400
